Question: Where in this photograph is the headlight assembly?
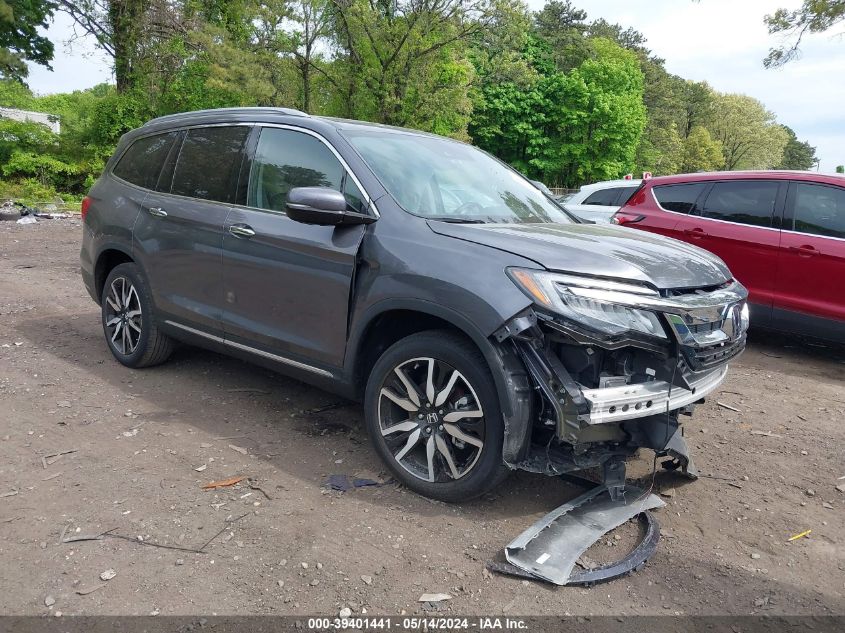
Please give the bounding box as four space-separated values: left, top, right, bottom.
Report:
507 268 667 340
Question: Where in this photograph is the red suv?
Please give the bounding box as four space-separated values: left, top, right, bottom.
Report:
612 171 845 342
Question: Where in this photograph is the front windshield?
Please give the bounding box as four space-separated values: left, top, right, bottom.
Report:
343 129 574 224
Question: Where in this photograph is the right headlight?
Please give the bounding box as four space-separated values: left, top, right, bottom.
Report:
507 268 667 340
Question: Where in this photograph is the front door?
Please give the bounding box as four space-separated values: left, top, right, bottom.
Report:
775 181 845 331
133 125 250 333
221 126 370 368
670 180 784 326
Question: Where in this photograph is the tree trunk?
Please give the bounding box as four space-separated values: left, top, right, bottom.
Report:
302 61 311 112
109 0 145 92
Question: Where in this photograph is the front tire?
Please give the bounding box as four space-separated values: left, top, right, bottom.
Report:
364 330 509 502
101 263 174 368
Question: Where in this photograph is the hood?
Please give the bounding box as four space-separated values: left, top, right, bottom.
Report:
427 221 731 290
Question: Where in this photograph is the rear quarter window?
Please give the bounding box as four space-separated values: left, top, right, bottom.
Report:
652 182 707 214
583 188 622 206
615 185 639 206
112 132 179 190
171 126 249 203
791 182 845 239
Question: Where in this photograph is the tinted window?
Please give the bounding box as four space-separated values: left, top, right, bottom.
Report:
171 126 248 203
248 128 349 212
615 186 639 206
652 183 707 214
792 182 845 239
699 181 779 227
112 132 178 190
343 177 367 214
154 131 182 193
583 188 621 206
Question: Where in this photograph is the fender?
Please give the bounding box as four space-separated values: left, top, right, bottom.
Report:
344 298 534 464
84 241 136 304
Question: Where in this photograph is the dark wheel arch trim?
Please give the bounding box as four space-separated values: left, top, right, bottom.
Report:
345 299 533 465
90 243 136 305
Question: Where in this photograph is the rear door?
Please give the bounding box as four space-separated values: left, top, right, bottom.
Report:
220 126 370 369
133 125 250 333
670 180 783 325
774 181 845 332
108 131 180 252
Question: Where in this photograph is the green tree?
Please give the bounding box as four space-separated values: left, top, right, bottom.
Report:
470 36 646 186
586 18 650 55
764 1 845 67
532 0 587 70
636 121 682 176
0 74 34 105
836 165 844 174
322 0 502 135
677 80 715 138
775 125 818 170
707 93 789 170
634 64 684 175
0 118 57 164
681 125 723 173
0 0 55 82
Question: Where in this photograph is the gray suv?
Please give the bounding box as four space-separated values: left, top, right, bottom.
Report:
81 107 749 502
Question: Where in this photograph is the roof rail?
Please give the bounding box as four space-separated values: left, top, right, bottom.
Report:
142 106 309 126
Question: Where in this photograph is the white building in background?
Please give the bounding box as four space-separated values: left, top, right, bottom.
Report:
0 107 61 133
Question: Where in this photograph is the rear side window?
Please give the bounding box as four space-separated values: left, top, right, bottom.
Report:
583 187 621 206
615 186 639 206
791 182 845 239
248 128 361 213
652 183 707 214
171 126 249 203
699 181 779 227
112 132 179 190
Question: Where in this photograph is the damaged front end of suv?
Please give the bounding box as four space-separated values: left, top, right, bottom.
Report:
495 269 749 496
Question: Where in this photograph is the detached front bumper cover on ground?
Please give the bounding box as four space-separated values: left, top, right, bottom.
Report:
490 475 665 586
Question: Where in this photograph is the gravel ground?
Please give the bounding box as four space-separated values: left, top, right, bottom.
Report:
1 218 844 617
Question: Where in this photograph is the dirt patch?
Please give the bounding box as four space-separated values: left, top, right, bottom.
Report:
1 219 844 616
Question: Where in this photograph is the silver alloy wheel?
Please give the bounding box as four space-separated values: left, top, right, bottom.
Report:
377 357 485 483
104 277 143 355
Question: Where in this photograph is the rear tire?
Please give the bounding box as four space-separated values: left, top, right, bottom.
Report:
101 263 174 368
364 330 509 502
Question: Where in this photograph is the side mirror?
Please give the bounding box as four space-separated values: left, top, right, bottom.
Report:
285 187 375 226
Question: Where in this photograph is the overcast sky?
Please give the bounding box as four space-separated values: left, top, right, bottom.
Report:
24 0 845 171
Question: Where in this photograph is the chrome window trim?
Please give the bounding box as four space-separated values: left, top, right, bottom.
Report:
109 121 380 218
781 228 845 243
651 183 782 233
164 320 334 378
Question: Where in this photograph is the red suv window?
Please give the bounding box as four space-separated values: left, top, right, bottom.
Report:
697 181 778 228
652 183 707 214
791 182 845 239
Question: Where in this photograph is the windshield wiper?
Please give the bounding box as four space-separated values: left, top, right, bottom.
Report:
426 216 488 224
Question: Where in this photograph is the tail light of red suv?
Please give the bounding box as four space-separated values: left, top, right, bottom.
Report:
610 211 645 226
